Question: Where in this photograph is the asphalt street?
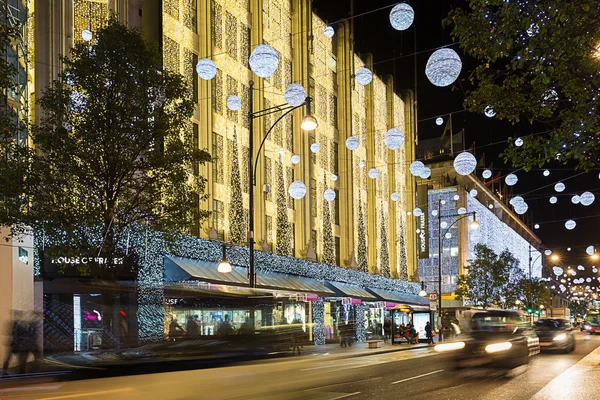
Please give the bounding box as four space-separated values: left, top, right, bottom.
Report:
0 332 597 400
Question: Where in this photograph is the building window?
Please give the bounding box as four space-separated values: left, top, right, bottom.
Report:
335 237 340 266
334 189 340 225
211 0 222 50
212 132 223 184
287 166 294 209
311 178 317 218
184 0 197 33
266 215 273 248
213 199 224 240
332 141 339 174
265 157 272 201
225 12 238 60
212 69 223 115
193 123 199 175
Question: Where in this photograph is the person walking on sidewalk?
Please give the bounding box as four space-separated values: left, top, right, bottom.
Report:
383 318 392 343
425 321 434 344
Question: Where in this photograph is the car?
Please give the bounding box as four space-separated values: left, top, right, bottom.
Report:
584 322 600 334
534 318 575 352
434 309 539 371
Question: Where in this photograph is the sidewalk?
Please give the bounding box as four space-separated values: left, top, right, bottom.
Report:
301 340 431 361
532 343 600 399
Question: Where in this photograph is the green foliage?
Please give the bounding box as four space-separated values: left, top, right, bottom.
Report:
3 19 211 277
517 276 550 312
455 244 520 308
228 128 245 245
570 301 588 318
275 155 291 256
445 1 600 170
321 173 335 265
379 208 390 277
356 188 368 272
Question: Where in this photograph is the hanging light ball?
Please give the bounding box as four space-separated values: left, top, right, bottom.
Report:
453 194 460 201
413 208 423 217
445 232 452 239
249 44 279 78
82 29 93 42
469 189 478 197
368 168 379 179
436 117 444 126
553 266 564 276
425 48 462 87
549 196 557 204
578 265 586 271
323 189 336 201
324 25 335 38
457 207 467 215
389 3 414 31
359 161 365 168
291 154 301 165
226 95 241 111
554 182 566 192
390 192 400 202
514 202 529 215
419 168 431 179
545 250 552 256
543 170 550 177
534 224 540 229
567 247 572 251
284 83 306 107
484 106 496 118
288 181 307 199
441 221 448 229
346 136 360 151
453 152 477 176
505 173 518 186
441 200 446 205
510 196 525 206
515 138 524 147
431 210 439 216
482 169 492 179
416 229 421 234
310 143 321 153
355 68 373 86
565 220 577 230
409 161 426 176
383 128 405 150
488 204 494 209
580 191 595 206
331 174 338 182
196 58 217 80
586 246 596 255
571 195 581 205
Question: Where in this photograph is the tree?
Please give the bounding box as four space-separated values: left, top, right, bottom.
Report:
517 277 550 314
356 187 368 272
275 155 291 255
10 19 211 278
321 173 335 265
228 128 245 245
455 244 518 308
379 208 390 277
396 217 409 281
445 1 600 170
570 301 588 318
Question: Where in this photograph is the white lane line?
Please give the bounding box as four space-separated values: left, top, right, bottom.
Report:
390 369 444 385
329 392 361 400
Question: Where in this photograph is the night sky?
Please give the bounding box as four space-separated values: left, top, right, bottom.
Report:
313 0 600 273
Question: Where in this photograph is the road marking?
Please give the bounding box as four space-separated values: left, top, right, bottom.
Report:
329 392 361 400
390 369 444 385
305 377 382 391
37 388 134 399
0 385 63 393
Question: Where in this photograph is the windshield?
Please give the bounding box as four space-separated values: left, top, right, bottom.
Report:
469 312 523 333
535 319 567 330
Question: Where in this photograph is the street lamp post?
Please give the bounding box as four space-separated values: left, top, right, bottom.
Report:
246 80 317 288
437 198 479 342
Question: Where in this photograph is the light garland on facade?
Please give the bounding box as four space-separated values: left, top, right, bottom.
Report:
312 299 325 345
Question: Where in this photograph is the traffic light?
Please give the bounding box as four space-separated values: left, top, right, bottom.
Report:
527 308 533 314
535 310 540 315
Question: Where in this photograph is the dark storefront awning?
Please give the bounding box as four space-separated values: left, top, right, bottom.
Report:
326 281 378 300
368 288 430 307
165 256 335 295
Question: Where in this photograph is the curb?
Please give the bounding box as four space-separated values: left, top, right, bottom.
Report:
301 343 432 362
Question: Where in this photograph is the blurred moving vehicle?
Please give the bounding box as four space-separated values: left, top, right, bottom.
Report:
434 309 539 371
534 318 575 352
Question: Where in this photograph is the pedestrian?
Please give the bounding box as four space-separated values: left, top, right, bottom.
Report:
384 318 392 343
186 316 200 338
218 315 234 336
2 310 38 376
425 321 434 344
168 316 184 341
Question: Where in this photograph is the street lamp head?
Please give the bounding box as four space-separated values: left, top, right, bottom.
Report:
469 219 480 231
551 254 560 262
301 114 318 131
592 253 599 261
217 244 232 273
418 281 427 297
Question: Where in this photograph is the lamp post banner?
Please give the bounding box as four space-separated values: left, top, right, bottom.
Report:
416 184 429 259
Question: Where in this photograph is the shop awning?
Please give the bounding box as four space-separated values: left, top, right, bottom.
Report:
326 281 378 300
164 256 335 295
368 288 430 306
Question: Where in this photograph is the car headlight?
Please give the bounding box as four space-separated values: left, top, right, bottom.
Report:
553 333 567 341
434 341 465 352
585 325 591 330
485 342 512 353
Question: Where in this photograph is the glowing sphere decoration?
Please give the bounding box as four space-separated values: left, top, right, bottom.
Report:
586 246 595 255
488 204 494 209
324 25 335 38
505 173 518 186
453 194 460 201
82 29 93 42
441 221 448 229
578 265 585 271
436 117 444 126
549 196 557 204
515 138 524 147
345 136 360 151
288 181 307 199
453 152 477 175
534 224 540 229
416 229 421 234
543 170 550 177
389 3 414 31
409 161 426 177
482 169 492 179
553 266 564 276
196 58 217 80
458 207 467 215
565 219 577 230
310 143 321 153
323 189 336 202
514 202 529 215
425 48 462 87
510 196 524 206
419 168 431 179
226 95 241 111
355 68 373 86
544 249 552 256
431 210 439 216
390 192 400 202
384 128 405 150
554 182 565 192
284 84 306 107
413 208 423 217
580 191 595 206
331 174 338 182
587 278 592 283
249 44 279 78
571 195 581 205
484 106 496 118
445 232 452 239
470 189 478 197
368 168 379 179
359 161 365 168
291 154 301 165
278 148 285 156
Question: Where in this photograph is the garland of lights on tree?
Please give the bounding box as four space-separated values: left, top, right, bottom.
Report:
275 155 292 256
228 128 245 245
321 174 336 265
357 178 368 273
379 208 390 278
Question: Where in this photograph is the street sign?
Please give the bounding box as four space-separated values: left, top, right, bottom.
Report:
430 301 438 311
429 293 438 301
